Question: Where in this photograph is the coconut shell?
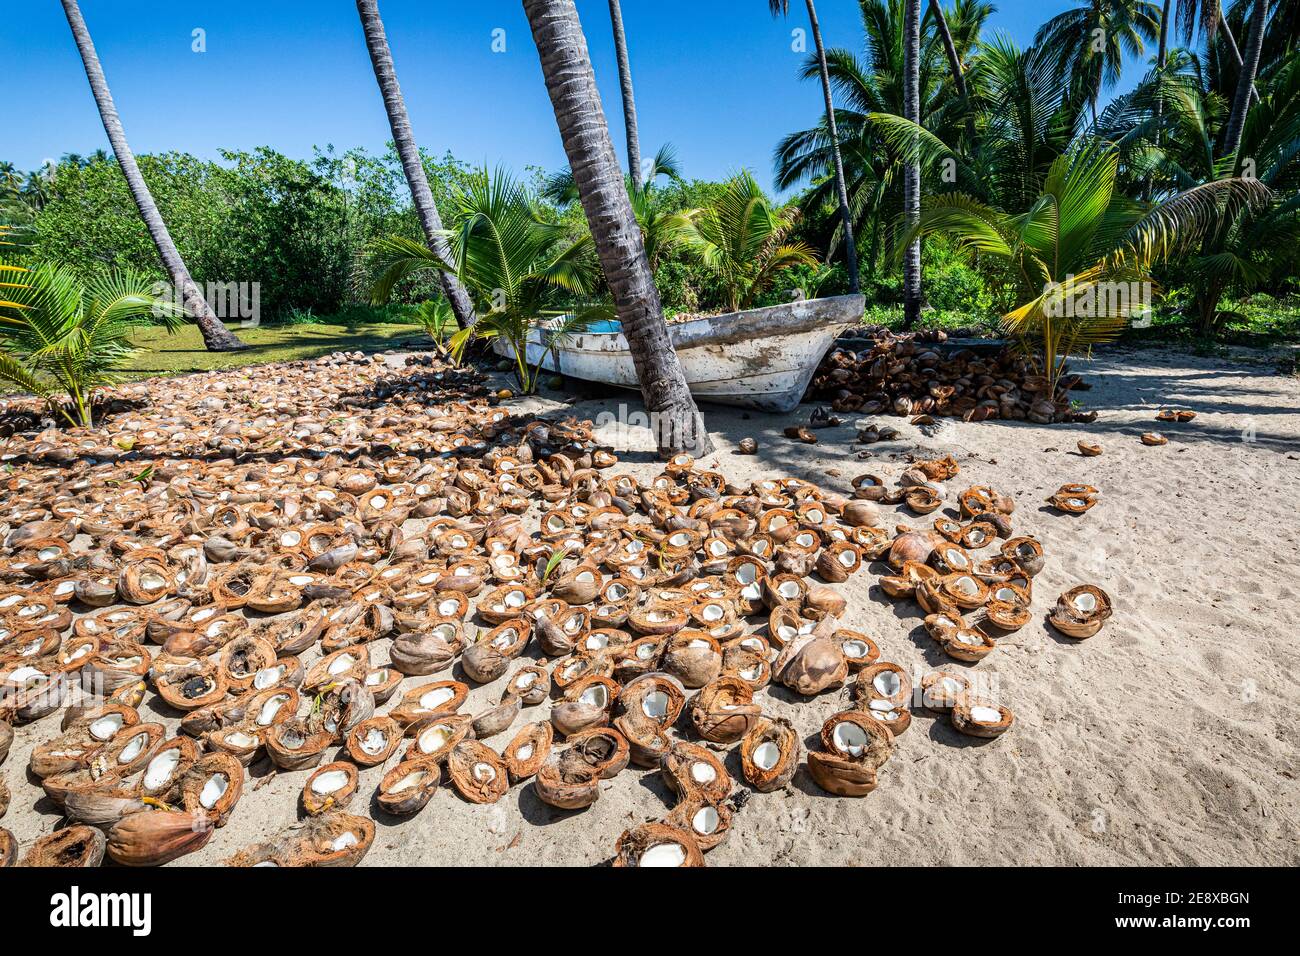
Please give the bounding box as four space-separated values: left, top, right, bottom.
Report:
301 761 358 816
446 740 509 804
377 759 440 815
952 699 1015 738
613 822 704 867
345 716 403 767
107 809 212 866
503 721 553 782
661 741 731 802
740 717 801 792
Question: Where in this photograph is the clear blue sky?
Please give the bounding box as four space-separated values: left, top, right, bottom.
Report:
3 0 1144 192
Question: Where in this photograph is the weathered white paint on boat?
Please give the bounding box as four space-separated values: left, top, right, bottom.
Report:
495 294 864 413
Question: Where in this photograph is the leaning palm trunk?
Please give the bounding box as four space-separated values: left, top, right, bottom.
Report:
901 0 923 327
60 0 244 352
929 0 975 145
608 0 643 190
356 0 476 331
522 0 712 457
1221 0 1267 163
805 0 860 293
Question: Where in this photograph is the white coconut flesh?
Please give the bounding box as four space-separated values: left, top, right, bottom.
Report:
504 590 526 608
689 761 717 785
642 691 670 720
1073 592 1098 614
639 843 687 867
118 733 148 763
253 665 286 690
646 609 673 624
472 762 497 784
437 599 460 617
971 705 1004 724
331 831 359 851
838 550 857 568
419 686 456 711
514 673 537 690
418 725 453 753
282 532 303 547
778 581 801 600
956 630 984 646
584 634 609 651
692 806 720 835
777 624 797 642
795 533 816 549
258 695 290 726
192 608 217 624
740 664 763 681
874 671 902 697
54 581 76 597
226 731 257 748
564 616 583 634
327 654 357 677
954 576 980 596
752 741 781 771
701 604 724 622
687 638 712 651
995 588 1018 603
516 743 535 762
842 640 868 660
948 551 970 570
390 770 425 793
311 769 349 795
606 583 628 601
832 721 869 756
941 677 964 696
492 629 518 649
579 685 609 708
200 774 229 808
143 749 181 790
89 714 124 740
360 728 387 755
139 572 167 591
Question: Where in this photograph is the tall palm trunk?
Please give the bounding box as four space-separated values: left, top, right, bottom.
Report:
1158 0 1171 66
930 0 975 144
60 0 244 352
608 0 643 190
356 0 476 331
805 0 860 293
930 0 967 102
1222 0 1267 163
1216 8 1260 105
902 0 923 327
522 0 711 458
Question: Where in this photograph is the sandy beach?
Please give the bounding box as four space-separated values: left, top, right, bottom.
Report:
2 344 1298 866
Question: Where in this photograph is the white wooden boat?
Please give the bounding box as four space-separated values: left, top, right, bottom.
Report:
495 294 864 413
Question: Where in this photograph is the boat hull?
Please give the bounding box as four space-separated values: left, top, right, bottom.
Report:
497 295 864 413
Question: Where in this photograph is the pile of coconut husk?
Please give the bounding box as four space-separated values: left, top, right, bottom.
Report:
808 332 1095 424
0 349 1053 869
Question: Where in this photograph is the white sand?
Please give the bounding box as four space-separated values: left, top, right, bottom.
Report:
2 346 1297 865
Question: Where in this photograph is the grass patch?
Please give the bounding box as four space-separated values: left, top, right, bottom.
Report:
120 319 428 380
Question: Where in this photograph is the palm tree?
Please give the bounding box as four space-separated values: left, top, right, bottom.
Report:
1035 0 1160 126
522 0 711 458
607 0 644 190
770 1 861 293
685 171 820 311
1101 48 1299 331
0 261 183 427
901 141 1267 396
370 169 600 392
902 0 922 325
355 0 476 331
60 0 244 352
